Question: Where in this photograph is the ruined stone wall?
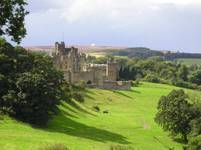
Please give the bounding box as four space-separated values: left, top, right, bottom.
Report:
53 42 131 90
106 62 118 81
92 66 106 86
72 71 95 84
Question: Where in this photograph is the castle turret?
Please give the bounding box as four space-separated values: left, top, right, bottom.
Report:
54 42 59 55
106 60 118 81
54 41 66 55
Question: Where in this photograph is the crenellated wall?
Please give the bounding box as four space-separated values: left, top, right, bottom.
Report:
52 42 131 90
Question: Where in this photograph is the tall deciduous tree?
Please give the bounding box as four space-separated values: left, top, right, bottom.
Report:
0 39 70 126
155 90 194 141
0 0 28 43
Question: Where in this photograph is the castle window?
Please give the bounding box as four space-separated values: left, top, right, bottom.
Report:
87 80 92 85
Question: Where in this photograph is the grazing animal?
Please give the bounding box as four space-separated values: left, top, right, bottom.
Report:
103 110 109 114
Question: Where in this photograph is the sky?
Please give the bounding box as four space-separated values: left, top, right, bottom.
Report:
19 0 201 53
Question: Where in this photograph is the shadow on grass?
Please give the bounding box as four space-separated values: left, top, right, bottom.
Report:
132 90 141 94
112 91 133 99
153 136 175 150
85 94 95 100
47 111 131 144
65 99 96 117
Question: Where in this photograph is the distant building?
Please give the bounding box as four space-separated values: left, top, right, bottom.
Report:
52 42 131 90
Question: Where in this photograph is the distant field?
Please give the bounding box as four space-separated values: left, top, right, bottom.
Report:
0 82 200 150
87 52 107 58
177 58 201 66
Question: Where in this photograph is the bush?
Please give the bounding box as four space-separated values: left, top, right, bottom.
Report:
131 80 140 87
110 145 134 150
39 144 70 150
190 70 201 85
172 79 198 90
144 74 160 83
72 91 85 103
186 135 201 150
188 104 201 137
0 113 3 120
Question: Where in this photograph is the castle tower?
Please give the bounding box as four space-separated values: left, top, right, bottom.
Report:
54 42 59 55
54 42 65 55
106 60 118 81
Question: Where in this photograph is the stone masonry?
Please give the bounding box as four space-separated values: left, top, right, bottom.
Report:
52 42 131 90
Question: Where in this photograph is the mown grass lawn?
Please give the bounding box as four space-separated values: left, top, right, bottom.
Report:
0 82 200 150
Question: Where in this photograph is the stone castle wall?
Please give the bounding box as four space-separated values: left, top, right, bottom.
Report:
52 42 131 90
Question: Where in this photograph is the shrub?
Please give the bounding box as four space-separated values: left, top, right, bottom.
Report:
131 80 140 87
0 113 3 120
189 104 201 137
190 70 201 85
172 79 198 90
186 135 201 150
110 145 134 150
72 91 85 103
39 144 70 150
144 74 160 83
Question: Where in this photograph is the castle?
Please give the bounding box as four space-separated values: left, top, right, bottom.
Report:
52 42 131 90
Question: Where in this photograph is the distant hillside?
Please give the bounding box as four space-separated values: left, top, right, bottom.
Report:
24 45 127 53
91 47 201 60
24 45 201 60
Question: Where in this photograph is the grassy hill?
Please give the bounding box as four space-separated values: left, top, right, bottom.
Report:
0 82 200 150
177 58 201 66
87 48 201 60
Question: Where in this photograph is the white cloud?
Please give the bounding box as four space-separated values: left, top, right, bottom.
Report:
37 0 200 23
24 0 201 52
28 0 201 23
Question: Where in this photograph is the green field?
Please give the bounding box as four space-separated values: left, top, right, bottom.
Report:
0 82 200 150
177 58 201 66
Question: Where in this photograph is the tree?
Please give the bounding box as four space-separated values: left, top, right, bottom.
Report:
178 65 189 81
0 0 28 43
155 90 193 141
190 70 201 85
0 39 71 126
187 135 201 150
188 104 201 137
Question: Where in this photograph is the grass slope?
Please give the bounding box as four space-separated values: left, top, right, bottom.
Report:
177 58 201 66
0 82 200 150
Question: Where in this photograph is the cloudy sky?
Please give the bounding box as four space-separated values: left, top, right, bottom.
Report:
21 0 201 53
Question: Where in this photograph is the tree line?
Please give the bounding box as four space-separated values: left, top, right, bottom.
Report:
155 89 201 150
87 55 201 91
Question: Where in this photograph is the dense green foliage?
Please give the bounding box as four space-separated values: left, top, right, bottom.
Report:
155 89 201 149
155 90 193 141
0 0 28 43
187 135 201 150
190 71 201 85
88 56 201 90
89 48 201 60
0 39 69 126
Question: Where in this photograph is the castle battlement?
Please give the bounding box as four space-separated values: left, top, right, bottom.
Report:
52 42 131 90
